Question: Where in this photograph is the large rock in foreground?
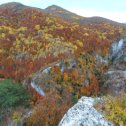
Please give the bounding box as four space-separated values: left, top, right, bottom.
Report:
59 96 113 126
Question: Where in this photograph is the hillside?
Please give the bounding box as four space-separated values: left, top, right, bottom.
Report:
0 2 126 126
0 2 125 80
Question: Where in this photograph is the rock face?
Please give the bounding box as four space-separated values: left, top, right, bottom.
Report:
103 38 126 96
103 70 126 95
59 97 113 126
110 39 124 60
31 80 45 96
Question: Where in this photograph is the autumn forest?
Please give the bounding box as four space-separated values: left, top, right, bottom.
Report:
0 2 126 126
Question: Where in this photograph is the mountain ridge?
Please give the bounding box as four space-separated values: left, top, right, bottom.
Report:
0 2 26 11
44 4 125 26
0 2 125 26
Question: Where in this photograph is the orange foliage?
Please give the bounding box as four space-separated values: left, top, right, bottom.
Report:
27 91 72 126
71 68 79 80
80 74 99 96
0 6 125 98
63 72 69 81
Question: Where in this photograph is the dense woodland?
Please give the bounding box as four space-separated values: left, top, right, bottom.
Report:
0 2 126 126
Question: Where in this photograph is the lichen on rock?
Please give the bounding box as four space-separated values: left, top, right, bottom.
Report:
59 96 113 126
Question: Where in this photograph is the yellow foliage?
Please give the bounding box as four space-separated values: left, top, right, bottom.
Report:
1 33 5 38
17 26 27 32
84 33 89 36
100 94 126 126
76 40 83 47
12 111 20 121
35 25 40 30
63 72 69 81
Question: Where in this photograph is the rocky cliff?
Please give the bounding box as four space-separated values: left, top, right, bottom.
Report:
102 38 126 96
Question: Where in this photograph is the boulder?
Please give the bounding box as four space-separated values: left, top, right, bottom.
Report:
59 96 113 126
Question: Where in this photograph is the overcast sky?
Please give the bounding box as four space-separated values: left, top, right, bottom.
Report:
0 0 126 23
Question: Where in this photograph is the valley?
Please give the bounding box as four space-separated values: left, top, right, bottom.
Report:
0 2 126 126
